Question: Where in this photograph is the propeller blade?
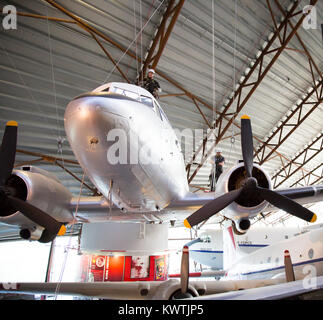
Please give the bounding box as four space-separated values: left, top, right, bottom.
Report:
0 121 18 187
284 250 295 282
184 188 242 228
240 115 253 178
180 246 189 294
6 195 66 236
38 228 58 243
257 187 317 223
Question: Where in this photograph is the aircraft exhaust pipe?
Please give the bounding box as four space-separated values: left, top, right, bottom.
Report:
238 218 250 231
19 228 43 241
232 218 251 235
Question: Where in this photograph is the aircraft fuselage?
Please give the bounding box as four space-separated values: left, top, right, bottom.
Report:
65 83 188 212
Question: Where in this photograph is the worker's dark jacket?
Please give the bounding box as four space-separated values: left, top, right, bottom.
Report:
214 155 225 172
143 78 160 97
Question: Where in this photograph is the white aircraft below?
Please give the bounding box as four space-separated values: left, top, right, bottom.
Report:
188 226 302 270
222 221 323 281
0 82 322 242
1 223 322 300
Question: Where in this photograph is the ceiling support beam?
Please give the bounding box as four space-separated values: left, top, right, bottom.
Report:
54 161 99 195
252 0 323 166
16 149 79 165
9 7 131 84
271 132 323 189
192 98 212 129
289 163 323 187
77 24 131 83
214 0 306 137
185 0 316 184
0 9 76 24
254 79 323 165
44 0 216 131
43 0 220 124
41 0 319 187
274 0 323 82
15 149 97 194
140 0 186 79
44 0 138 61
252 163 323 226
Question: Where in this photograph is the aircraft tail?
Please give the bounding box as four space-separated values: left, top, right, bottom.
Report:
222 220 243 270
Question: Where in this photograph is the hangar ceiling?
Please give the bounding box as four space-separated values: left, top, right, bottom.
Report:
0 0 322 238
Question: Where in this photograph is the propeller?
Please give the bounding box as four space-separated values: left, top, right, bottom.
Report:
0 121 66 242
240 115 253 178
284 250 295 282
184 115 317 229
180 245 189 295
173 245 193 299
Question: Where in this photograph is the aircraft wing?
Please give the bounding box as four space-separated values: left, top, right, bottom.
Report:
167 185 323 211
69 185 323 223
192 276 323 300
262 185 323 213
0 278 283 300
0 281 169 300
69 196 116 223
275 185 323 206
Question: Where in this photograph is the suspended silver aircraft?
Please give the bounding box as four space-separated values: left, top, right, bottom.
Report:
0 82 322 242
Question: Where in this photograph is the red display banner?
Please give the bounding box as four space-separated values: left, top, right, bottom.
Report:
87 254 168 282
105 256 125 281
89 255 106 282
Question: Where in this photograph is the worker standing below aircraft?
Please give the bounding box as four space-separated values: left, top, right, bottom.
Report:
142 69 161 99
209 150 225 191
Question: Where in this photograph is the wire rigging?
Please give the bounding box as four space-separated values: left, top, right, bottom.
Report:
0 40 57 138
228 0 238 167
140 0 143 82
212 0 216 129
45 6 60 141
54 171 86 300
133 0 139 76
102 0 166 84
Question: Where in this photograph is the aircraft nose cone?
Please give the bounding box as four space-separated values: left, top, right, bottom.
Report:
64 95 130 157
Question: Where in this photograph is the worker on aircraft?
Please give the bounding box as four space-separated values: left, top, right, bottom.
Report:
209 149 225 191
142 69 161 99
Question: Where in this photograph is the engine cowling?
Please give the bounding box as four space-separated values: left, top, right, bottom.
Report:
0 166 74 239
216 162 272 226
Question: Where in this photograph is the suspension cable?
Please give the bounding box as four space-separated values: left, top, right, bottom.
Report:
54 172 85 299
102 0 165 84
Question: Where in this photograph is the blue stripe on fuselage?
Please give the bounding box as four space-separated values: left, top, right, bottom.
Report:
241 257 323 276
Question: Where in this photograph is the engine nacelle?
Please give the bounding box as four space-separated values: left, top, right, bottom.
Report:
216 162 272 222
0 166 74 234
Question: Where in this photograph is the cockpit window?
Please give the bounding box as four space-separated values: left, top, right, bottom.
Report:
114 87 125 95
124 90 139 100
110 86 155 109
159 105 169 123
154 99 169 123
113 87 140 101
140 95 153 108
154 101 162 120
